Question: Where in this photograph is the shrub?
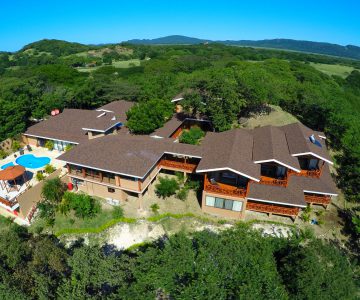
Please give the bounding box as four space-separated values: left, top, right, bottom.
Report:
175 171 185 183
112 206 124 219
179 126 205 145
185 180 201 191
41 178 66 204
63 192 101 219
11 140 21 152
176 188 188 201
44 164 55 174
36 172 45 181
45 140 54 151
155 177 179 198
0 149 8 159
150 203 160 214
65 144 73 152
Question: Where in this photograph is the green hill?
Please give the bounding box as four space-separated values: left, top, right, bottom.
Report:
126 35 360 60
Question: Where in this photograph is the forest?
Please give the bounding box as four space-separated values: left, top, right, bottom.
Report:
0 40 359 298
0 217 357 299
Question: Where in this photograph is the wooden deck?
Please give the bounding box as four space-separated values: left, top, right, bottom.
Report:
305 194 331 205
158 159 197 173
204 175 247 198
246 201 300 217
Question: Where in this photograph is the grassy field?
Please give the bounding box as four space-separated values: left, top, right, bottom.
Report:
76 58 141 72
241 105 299 129
310 62 357 78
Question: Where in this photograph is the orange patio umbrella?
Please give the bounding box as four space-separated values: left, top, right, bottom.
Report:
0 165 27 192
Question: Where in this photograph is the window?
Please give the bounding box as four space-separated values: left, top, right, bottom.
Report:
108 187 115 193
214 197 224 208
232 201 242 212
205 196 215 207
224 199 233 210
206 195 243 212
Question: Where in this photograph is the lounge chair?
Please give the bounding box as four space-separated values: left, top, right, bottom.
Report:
26 145 33 152
19 149 24 155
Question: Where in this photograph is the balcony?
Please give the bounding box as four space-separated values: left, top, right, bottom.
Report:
0 196 18 210
246 201 300 217
288 168 322 179
204 176 247 198
304 194 331 205
259 175 287 187
158 159 197 173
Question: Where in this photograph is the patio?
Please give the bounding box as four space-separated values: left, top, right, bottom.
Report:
0 145 67 220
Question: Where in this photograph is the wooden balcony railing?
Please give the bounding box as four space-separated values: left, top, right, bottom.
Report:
304 194 331 205
204 176 247 198
246 201 300 216
158 159 197 173
259 175 287 187
289 169 321 178
0 196 18 209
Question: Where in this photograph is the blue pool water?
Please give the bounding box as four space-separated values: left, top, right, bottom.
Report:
15 154 51 169
1 162 15 170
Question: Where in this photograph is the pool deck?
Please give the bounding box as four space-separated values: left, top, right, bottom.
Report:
0 146 66 222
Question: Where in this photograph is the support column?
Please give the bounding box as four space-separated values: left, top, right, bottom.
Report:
138 193 144 210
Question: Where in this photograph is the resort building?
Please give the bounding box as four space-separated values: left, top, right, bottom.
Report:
13 100 338 221
22 101 133 150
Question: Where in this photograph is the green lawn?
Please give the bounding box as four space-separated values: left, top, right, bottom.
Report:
29 208 119 235
310 62 357 78
76 58 141 72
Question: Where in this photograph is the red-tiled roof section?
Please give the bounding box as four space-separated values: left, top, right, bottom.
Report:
58 134 202 178
280 123 332 163
253 126 300 171
196 129 261 181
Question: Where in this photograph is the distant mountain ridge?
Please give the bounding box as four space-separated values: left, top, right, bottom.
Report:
126 35 360 60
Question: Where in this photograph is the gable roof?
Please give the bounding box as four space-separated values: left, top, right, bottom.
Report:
24 101 134 143
252 126 300 172
280 123 332 164
289 165 338 196
247 181 307 207
96 100 134 122
196 129 261 181
58 134 202 179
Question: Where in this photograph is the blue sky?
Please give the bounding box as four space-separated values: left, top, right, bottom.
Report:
1 0 359 51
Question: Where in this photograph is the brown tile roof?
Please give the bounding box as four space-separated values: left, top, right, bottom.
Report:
25 109 91 144
97 100 134 121
58 135 202 178
24 101 134 143
280 123 332 164
196 129 261 181
151 114 184 138
247 181 307 207
253 126 300 171
289 165 338 195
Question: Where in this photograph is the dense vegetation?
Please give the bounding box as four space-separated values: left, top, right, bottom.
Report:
1 40 359 202
0 40 359 288
0 218 357 299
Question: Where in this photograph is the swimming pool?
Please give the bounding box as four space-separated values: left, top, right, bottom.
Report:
1 162 15 170
15 154 51 169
